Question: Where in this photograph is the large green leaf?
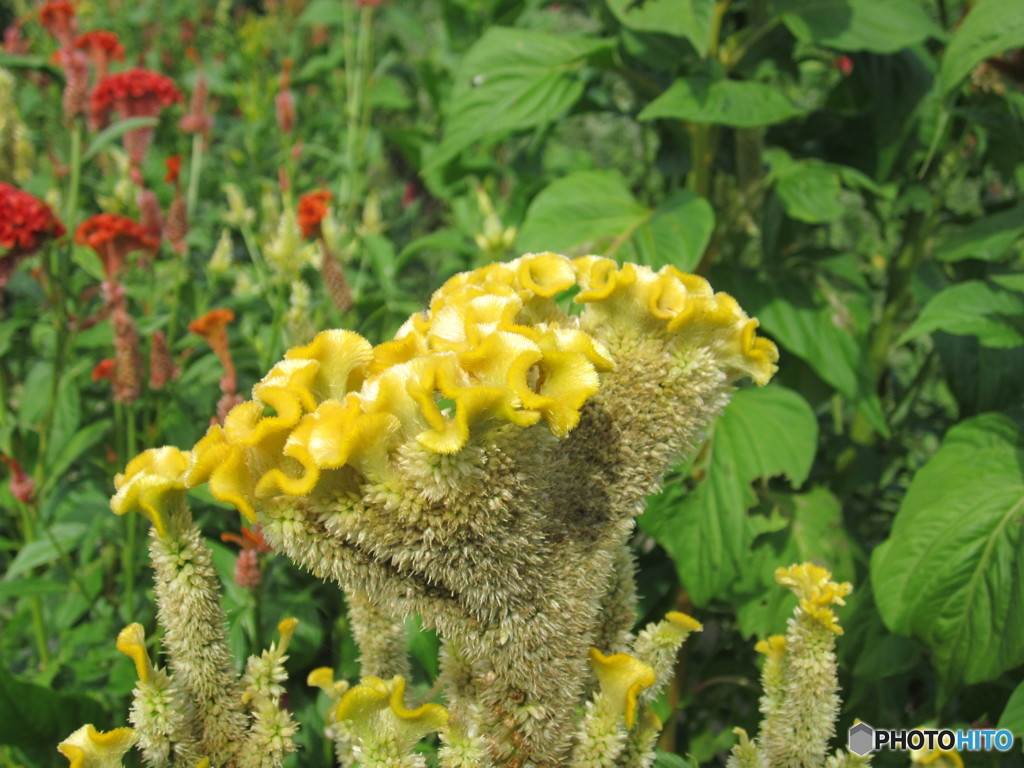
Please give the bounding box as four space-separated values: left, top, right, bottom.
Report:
937 0 1024 96
899 279 1024 349
766 149 843 224
871 414 1024 688
0 666 109 763
516 170 714 271
935 204 1024 262
999 679 1024 738
778 0 943 54
606 0 716 57
716 269 889 437
640 386 818 606
639 74 804 128
426 28 613 169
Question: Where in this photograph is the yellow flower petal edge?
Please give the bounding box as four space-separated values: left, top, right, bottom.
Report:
334 675 448 741
775 563 853 635
110 447 190 537
589 649 656 729
754 634 787 662
115 623 151 684
58 725 137 768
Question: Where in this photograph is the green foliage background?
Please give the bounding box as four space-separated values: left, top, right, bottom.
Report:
1 0 1023 764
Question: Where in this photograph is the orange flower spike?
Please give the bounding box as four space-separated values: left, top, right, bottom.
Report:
297 189 332 239
74 213 158 283
190 308 237 395
91 358 116 383
165 155 182 185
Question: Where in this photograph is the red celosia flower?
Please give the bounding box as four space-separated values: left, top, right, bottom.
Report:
91 358 116 382
0 183 66 255
89 68 184 170
190 308 237 397
165 155 181 184
74 30 124 79
297 189 332 239
1 456 35 503
39 0 77 48
74 213 159 280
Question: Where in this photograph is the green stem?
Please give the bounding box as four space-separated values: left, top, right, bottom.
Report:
186 132 204 222
16 503 49 668
121 406 139 618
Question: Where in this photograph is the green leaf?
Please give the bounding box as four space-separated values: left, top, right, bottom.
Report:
4 523 86 580
935 204 1024 262
297 0 345 25
999 678 1024 738
606 0 716 57
937 0 1024 96
82 117 159 163
0 666 109 762
768 150 844 223
427 28 613 169
778 0 943 54
43 420 113 494
641 386 818 606
899 280 1024 349
716 269 889 437
653 750 699 768
517 170 713 270
871 414 1024 688
639 74 804 128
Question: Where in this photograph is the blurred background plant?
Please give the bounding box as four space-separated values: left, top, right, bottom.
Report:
0 0 1022 765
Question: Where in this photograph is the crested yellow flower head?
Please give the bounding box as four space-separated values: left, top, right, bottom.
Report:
589 649 656 729
110 447 191 536
335 675 448 747
154 253 776 523
58 725 137 768
775 563 852 635
754 634 787 662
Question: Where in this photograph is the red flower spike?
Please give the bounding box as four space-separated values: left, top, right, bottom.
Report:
3 24 28 56
74 213 159 281
1 456 35 503
165 155 182 184
89 68 183 167
91 358 116 382
74 30 124 79
39 0 78 48
297 189 332 239
179 73 213 139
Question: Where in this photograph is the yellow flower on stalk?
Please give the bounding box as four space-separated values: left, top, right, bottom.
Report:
589 649 656 729
58 725 137 768
335 675 448 748
775 563 852 634
110 447 191 537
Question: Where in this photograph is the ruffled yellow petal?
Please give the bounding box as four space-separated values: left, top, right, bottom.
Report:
387 676 449 734
285 329 373 402
775 563 852 635
110 447 191 537
115 623 151 684
58 725 137 768
573 257 637 303
589 649 656 729
334 675 390 723
302 394 402 473
516 252 577 297
186 425 257 522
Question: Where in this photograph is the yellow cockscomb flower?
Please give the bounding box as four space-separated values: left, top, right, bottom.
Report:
775 563 853 635
116 623 152 683
335 675 448 749
110 447 191 536
58 725 137 768
589 649 656 729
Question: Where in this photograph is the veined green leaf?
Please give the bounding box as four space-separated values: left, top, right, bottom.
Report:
606 0 716 57
937 0 1024 96
999 679 1024 738
427 28 613 169
516 170 713 271
899 279 1024 349
778 0 943 54
639 74 804 128
872 415 1024 688
4 523 86 580
767 149 844 223
641 386 818 606
935 204 1024 262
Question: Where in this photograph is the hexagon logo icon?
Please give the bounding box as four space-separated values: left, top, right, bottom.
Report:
848 722 875 756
